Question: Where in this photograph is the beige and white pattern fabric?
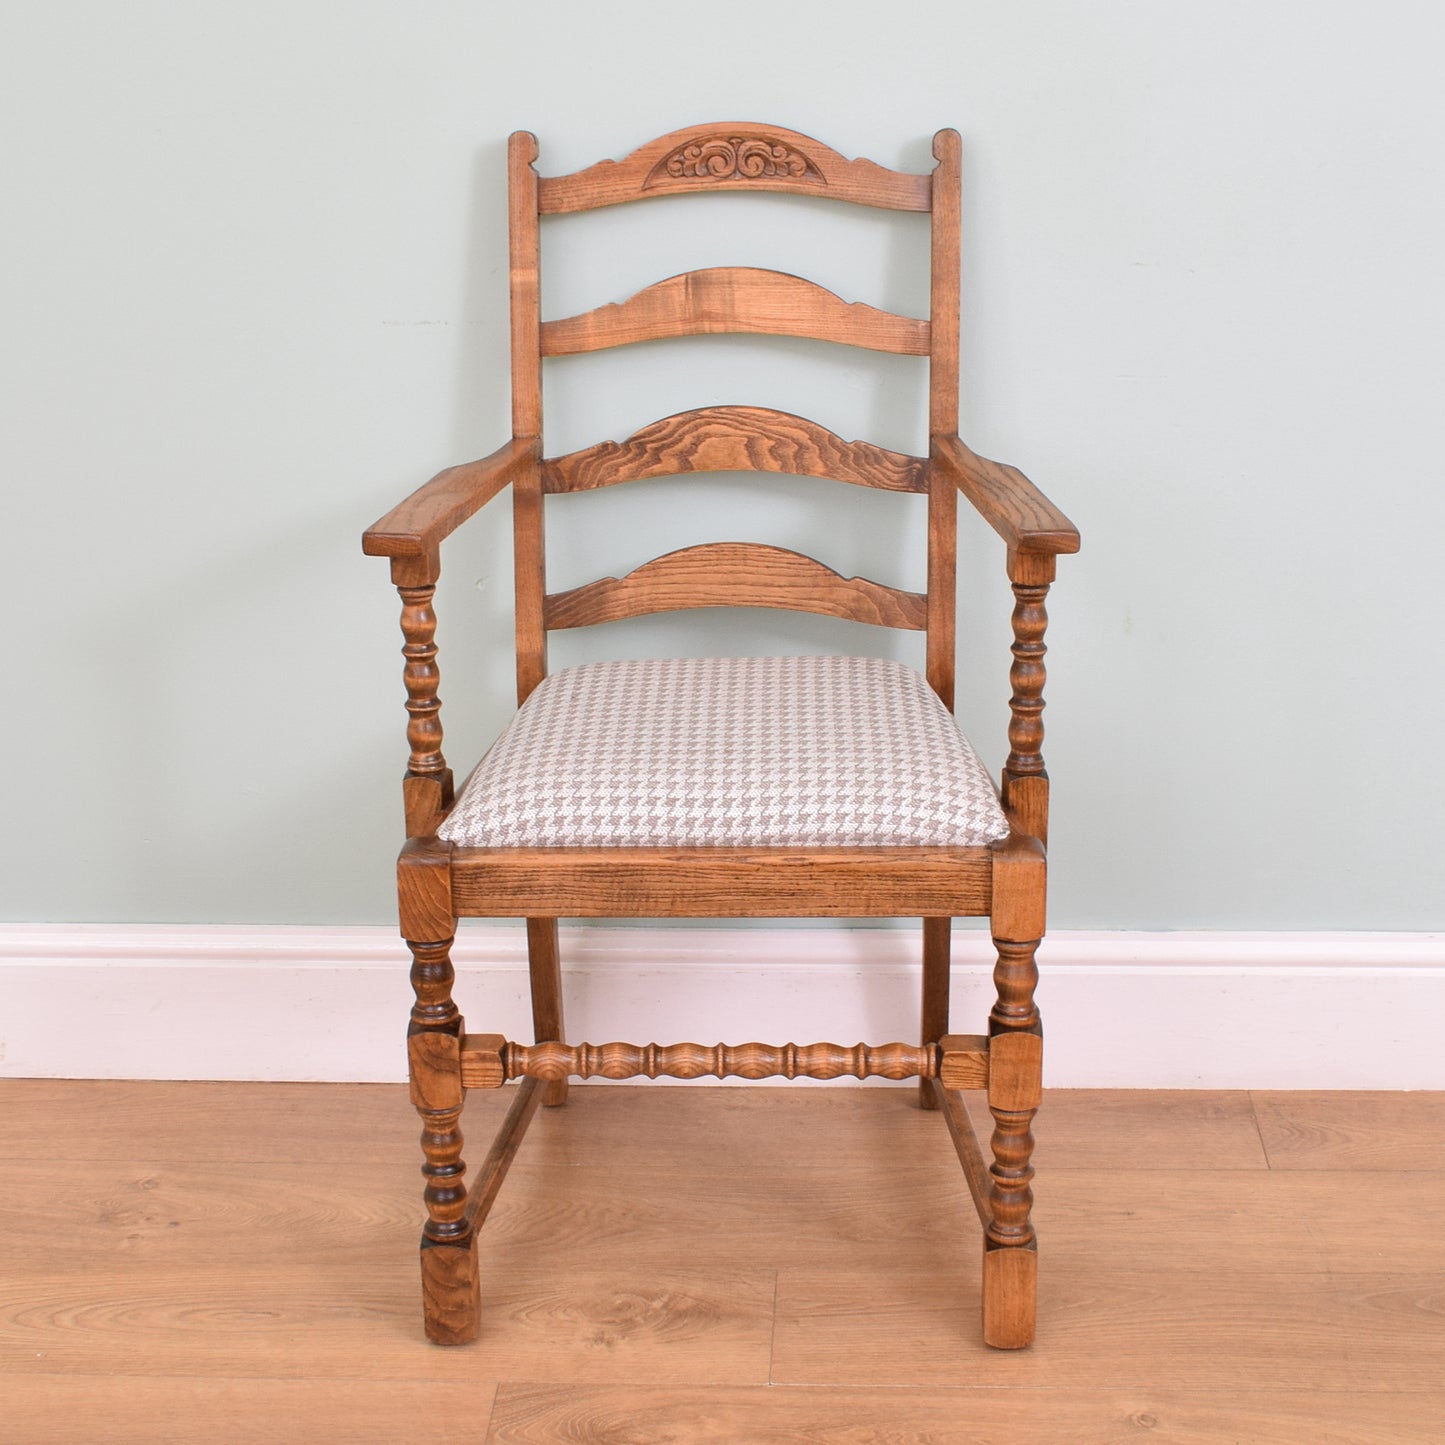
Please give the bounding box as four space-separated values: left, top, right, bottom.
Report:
438 655 1009 849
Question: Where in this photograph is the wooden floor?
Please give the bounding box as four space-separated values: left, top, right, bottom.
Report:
1 1083 1443 1443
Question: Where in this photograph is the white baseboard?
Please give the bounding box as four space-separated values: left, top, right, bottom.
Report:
5 924 1442 1088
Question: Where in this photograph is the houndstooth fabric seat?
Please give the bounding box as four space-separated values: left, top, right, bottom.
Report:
438 655 1009 849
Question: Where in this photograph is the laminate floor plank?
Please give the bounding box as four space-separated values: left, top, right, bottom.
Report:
0 1266 774 1385
771 1266 1445 1391
1253 1090 1445 1170
5 1079 1443 1439
1 1159 1350 1282
482 1164 1318 1276
956 1087 1270 1170
4 1375 498 1445
0 1161 416 1274
0 1079 431 1164
508 1085 1271 1172
486 1381 1445 1445
0 1081 1269 1170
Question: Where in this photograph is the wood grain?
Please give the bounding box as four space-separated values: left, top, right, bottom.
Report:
525 917 568 1107
541 268 930 356
537 122 932 214
918 917 952 1108
2 1159 1428 1287
0 1268 776 1384
449 845 993 917
497 1038 939 1083
543 542 927 631
932 433 1080 554
771 1266 1445 1390
4 1081 1442 1437
542 405 926 494
466 1076 543 1230
931 1083 991 1225
486 1381 1445 1444
927 127 961 438
1252 1090 1445 1170
509 131 547 703
362 439 533 558
10 1376 501 1445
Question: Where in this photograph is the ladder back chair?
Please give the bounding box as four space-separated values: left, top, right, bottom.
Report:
362 124 1079 1350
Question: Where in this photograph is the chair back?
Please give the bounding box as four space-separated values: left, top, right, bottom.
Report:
507 124 963 709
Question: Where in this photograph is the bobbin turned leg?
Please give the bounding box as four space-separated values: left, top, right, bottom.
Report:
527 918 568 1107
919 916 951 1110
408 934 478 1344
983 839 1044 1348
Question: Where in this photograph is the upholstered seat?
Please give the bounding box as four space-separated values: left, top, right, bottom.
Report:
437 655 1009 850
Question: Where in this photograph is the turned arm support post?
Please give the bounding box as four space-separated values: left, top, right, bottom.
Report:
930 435 1080 847
363 439 537 837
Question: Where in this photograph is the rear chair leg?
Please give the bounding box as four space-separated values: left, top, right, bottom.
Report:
527 918 568 1106
919 916 951 1110
407 934 479 1345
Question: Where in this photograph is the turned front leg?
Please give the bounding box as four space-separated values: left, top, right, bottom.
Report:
984 835 1045 1349
983 935 1041 1348
407 935 479 1345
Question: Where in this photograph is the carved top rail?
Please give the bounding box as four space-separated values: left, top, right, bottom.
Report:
540 268 929 357
534 123 935 214
543 406 927 495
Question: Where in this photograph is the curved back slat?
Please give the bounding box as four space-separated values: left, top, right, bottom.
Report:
543 407 926 495
542 268 929 357
544 543 927 631
538 123 932 214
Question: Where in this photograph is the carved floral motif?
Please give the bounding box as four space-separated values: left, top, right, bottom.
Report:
645 134 825 188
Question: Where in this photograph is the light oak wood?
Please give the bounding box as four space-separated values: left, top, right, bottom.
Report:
772 1264 1445 1391
536 122 933 214
486 1381 1445 1445
449 845 993 917
543 542 927 631
509 132 546 704
1252 1089 1445 1170
918 917 952 1108
937 1033 990 1090
466 1077 543 1231
931 433 1080 555
541 267 930 357
487 1038 941 1084
525 918 568 1107
9 1375 502 1445
542 405 926 494
931 1082 992 1224
360 122 1080 1350
4 1081 1443 1439
927 128 961 438
362 439 535 559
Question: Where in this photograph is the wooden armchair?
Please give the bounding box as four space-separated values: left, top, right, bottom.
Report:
362 124 1079 1351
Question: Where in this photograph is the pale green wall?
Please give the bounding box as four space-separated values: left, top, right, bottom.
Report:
4 2 1442 928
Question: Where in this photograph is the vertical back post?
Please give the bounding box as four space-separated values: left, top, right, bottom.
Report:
509 131 547 704
926 128 962 710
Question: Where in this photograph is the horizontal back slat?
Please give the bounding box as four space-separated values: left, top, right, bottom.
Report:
544 542 927 631
540 268 930 357
538 123 932 214
543 406 926 494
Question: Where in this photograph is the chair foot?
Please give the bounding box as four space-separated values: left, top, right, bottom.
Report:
420 1229 480 1345
982 1240 1036 1348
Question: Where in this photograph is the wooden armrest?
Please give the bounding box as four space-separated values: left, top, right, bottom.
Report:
362 438 538 559
931 435 1080 555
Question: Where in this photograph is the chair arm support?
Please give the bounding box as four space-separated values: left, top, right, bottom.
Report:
931 435 1080 556
362 438 538 560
